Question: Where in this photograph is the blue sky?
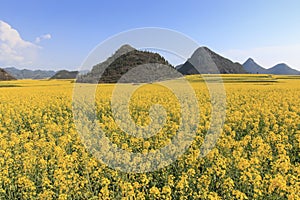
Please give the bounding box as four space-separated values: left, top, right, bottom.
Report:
1 0 300 70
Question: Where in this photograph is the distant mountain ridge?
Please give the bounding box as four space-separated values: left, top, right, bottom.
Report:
50 70 79 79
243 58 268 74
267 63 300 75
243 58 300 75
3 67 56 79
177 47 247 74
2 46 299 80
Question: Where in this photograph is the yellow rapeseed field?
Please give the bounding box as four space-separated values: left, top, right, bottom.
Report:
0 75 299 199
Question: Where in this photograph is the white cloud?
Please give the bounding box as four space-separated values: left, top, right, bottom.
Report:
222 45 300 70
0 20 40 66
35 33 51 43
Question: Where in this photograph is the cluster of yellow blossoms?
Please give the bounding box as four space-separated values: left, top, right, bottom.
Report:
0 75 299 199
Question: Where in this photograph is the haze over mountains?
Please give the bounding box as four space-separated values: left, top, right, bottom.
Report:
243 58 300 75
1 45 300 81
1 67 80 80
3 67 56 79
